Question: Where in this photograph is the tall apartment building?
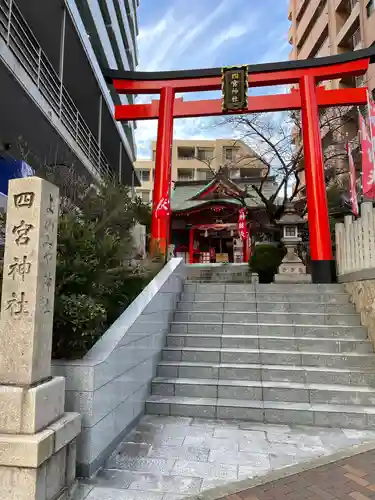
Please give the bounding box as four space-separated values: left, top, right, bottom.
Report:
288 0 375 196
288 0 375 94
0 0 139 188
134 139 264 203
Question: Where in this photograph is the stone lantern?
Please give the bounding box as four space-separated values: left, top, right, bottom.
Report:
274 202 312 283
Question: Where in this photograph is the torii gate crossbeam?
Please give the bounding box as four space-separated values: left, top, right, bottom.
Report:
104 46 375 283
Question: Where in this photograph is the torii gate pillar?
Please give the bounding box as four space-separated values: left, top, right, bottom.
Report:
300 75 333 282
150 87 175 256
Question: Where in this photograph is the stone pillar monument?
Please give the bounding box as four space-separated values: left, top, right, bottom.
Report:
0 177 81 500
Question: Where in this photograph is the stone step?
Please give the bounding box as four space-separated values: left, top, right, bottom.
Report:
156 361 375 386
184 283 346 294
166 333 373 353
162 347 375 368
173 311 361 326
145 395 375 429
176 301 355 314
180 292 350 304
151 377 375 406
170 322 368 339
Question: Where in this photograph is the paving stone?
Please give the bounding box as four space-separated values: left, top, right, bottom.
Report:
86 488 164 500
225 293 256 302
174 383 218 399
221 350 260 364
179 365 219 379
157 364 179 378
217 406 264 421
264 408 314 425
148 445 209 462
219 366 262 381
172 460 238 480
224 303 257 312
181 349 220 363
93 470 203 494
170 403 217 419
221 336 259 349
218 385 262 400
208 449 270 467
184 336 222 348
106 453 176 474
223 324 259 335
187 323 223 334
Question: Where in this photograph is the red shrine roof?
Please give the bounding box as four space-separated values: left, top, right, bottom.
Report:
171 170 271 214
190 172 247 201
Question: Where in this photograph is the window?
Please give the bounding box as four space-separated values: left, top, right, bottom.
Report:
372 88 375 101
197 148 214 161
230 169 240 179
224 147 239 162
367 0 374 17
196 169 214 181
177 169 194 181
177 146 195 159
140 191 150 203
285 226 297 237
136 169 150 182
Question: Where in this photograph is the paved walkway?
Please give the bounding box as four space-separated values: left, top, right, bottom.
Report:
218 447 375 500
74 416 375 500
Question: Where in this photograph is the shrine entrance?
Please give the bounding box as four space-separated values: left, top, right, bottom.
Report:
187 224 247 265
104 46 375 283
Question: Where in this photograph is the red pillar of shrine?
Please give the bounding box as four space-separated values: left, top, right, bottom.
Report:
150 87 175 257
189 227 195 264
299 75 333 283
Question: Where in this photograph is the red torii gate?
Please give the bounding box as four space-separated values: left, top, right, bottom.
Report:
105 47 375 283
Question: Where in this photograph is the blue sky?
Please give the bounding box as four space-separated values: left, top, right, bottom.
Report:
135 0 291 159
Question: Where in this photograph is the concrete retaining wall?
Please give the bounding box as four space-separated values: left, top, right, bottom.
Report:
52 258 185 477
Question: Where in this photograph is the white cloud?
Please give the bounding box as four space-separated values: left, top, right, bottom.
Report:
134 0 290 159
206 21 255 55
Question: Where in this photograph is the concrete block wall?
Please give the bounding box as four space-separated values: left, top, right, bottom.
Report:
52 258 185 477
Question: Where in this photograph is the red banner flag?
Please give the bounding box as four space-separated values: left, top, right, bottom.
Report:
369 94 375 158
346 142 359 217
359 110 375 199
238 208 248 240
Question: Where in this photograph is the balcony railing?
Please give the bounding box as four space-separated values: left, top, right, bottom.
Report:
0 0 114 180
352 27 362 48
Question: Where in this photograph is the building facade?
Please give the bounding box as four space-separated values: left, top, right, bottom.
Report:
0 0 139 187
288 0 375 95
288 0 375 198
134 139 265 203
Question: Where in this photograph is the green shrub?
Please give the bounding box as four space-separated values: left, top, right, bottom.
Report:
0 180 159 361
53 294 107 359
250 243 285 283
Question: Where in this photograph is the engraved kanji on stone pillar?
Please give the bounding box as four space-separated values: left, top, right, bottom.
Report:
0 177 59 385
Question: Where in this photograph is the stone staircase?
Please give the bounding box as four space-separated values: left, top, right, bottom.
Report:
145 281 375 429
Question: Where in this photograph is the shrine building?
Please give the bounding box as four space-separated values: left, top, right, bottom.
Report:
170 166 278 264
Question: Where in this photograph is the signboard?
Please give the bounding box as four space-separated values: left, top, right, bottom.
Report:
222 65 248 113
216 253 229 263
0 159 34 197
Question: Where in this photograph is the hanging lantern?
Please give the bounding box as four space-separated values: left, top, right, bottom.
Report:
204 230 208 237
